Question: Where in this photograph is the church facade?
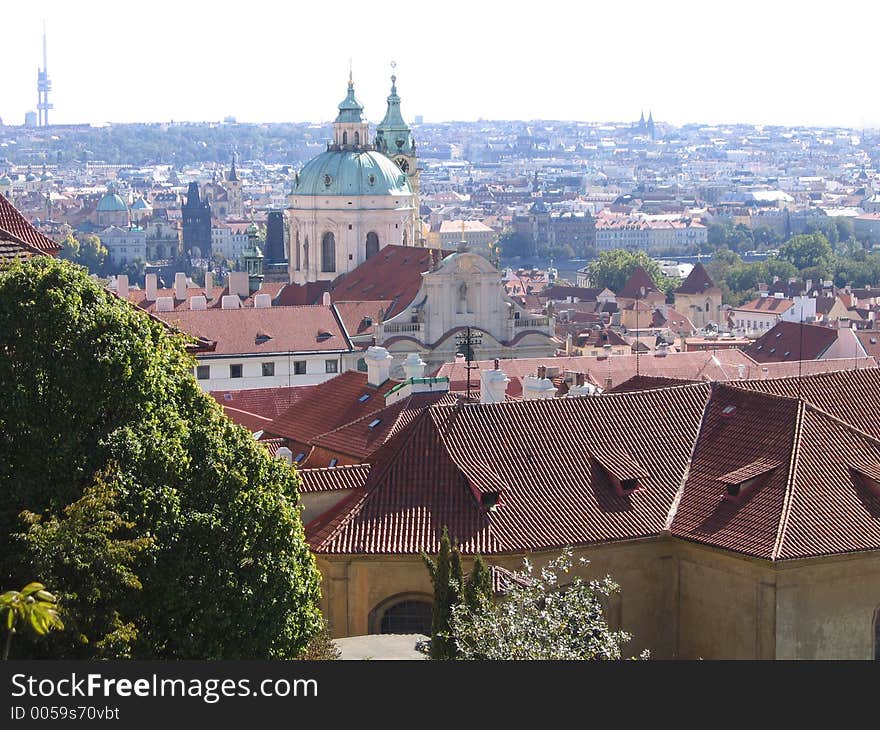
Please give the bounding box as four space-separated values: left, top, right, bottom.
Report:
288 72 419 286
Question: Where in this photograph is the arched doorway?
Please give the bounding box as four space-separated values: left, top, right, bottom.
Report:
365 232 379 259
370 593 433 635
321 232 336 272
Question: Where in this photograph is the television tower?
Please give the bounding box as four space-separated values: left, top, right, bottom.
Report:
37 23 53 127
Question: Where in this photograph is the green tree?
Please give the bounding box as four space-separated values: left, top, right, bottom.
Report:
449 548 643 660
777 233 834 272
58 234 107 275
422 526 462 660
463 556 493 612
121 257 146 283
0 257 322 658
496 231 532 258
587 249 664 293
1 582 64 660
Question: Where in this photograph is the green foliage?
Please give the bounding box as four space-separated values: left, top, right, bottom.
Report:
1 582 64 660
422 527 459 660
449 548 644 660
58 234 107 276
587 249 660 293
463 556 493 612
295 617 341 660
777 233 834 273
16 468 152 658
0 257 322 658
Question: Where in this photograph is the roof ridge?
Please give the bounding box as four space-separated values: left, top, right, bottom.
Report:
772 400 805 561
300 462 371 474
663 385 715 531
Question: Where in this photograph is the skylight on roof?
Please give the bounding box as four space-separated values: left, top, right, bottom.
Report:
358 394 371 403
294 453 305 463
368 419 381 429
329 458 338 467
722 405 737 416
776 332 782 338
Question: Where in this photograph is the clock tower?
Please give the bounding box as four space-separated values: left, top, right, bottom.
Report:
375 64 420 242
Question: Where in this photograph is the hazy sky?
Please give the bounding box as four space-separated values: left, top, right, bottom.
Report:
4 1 880 129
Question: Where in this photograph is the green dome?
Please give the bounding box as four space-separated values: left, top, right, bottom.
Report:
293 150 411 197
97 192 129 212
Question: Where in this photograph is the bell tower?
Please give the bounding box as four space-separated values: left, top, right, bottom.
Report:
333 69 370 150
375 62 420 241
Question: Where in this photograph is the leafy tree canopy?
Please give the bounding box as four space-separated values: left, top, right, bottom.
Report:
587 249 676 296
0 257 322 658
449 548 644 660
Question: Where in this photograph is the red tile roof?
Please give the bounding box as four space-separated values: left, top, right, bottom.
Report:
675 263 718 295
309 384 713 555
618 266 660 299
333 300 393 340
732 296 794 314
299 463 372 494
209 385 311 420
155 304 352 355
0 195 62 256
744 321 839 362
127 281 287 313
436 350 758 396
328 245 451 321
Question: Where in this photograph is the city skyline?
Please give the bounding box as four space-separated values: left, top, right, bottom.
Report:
4 1 880 129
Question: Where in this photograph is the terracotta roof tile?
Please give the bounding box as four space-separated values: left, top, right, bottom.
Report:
156 305 352 355
299 463 371 494
0 195 62 255
743 321 839 362
675 263 718 295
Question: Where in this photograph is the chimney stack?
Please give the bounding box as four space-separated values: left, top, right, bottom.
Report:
480 366 510 404
402 353 426 380
522 374 557 400
115 274 128 296
174 272 187 300
228 271 249 298
145 273 158 301
204 271 214 299
322 291 331 306
364 346 393 387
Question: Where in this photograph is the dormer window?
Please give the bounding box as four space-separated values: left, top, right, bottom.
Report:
719 459 781 501
480 491 502 512
591 448 647 496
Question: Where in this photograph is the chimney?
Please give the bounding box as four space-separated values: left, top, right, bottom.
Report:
145 273 158 301
228 271 249 298
365 345 393 387
522 374 557 400
204 271 214 299
221 295 241 310
190 295 207 310
480 366 510 404
322 291 331 306
174 272 187 300
403 353 426 380
155 296 174 312
276 446 293 465
115 274 128 296
254 294 272 309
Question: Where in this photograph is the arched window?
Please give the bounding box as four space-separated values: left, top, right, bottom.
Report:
379 600 433 635
366 232 379 259
356 357 367 372
354 131 360 146
342 131 348 145
321 232 336 272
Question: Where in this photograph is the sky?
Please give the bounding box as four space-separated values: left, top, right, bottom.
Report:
4 0 880 129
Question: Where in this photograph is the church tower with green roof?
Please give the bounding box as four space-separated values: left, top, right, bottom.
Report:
374 64 420 242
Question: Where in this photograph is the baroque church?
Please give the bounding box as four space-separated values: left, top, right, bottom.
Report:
288 70 420 286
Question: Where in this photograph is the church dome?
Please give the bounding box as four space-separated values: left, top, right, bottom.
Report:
96 192 129 212
293 150 411 197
